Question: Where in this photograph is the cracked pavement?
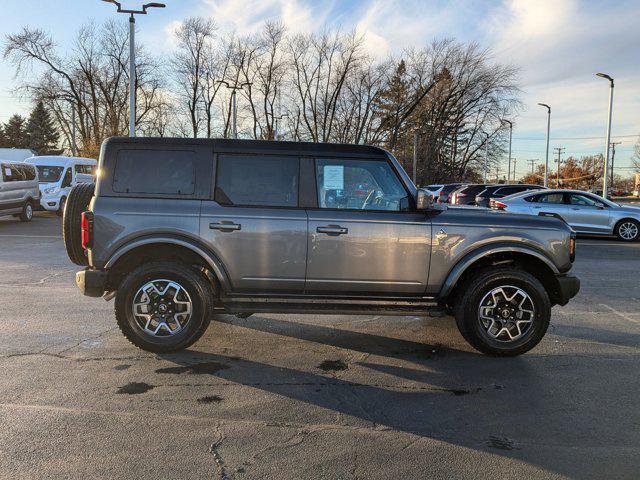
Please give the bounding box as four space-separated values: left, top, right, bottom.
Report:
0 214 639 479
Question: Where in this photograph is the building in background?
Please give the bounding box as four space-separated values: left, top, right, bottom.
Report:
0 148 35 162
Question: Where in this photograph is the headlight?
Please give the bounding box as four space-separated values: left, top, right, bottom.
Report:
43 187 57 195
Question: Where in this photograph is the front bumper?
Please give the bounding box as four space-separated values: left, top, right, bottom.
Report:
555 274 580 306
76 268 108 297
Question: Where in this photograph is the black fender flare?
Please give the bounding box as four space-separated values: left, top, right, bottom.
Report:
438 242 560 298
104 234 232 292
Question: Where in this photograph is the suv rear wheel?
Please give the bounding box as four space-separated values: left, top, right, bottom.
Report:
454 267 550 356
115 261 214 353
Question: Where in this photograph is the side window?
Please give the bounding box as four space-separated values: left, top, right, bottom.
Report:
315 159 409 211
74 164 83 174
569 194 603 207
537 193 565 204
2 164 14 182
21 164 36 181
113 150 196 196
4 164 26 182
215 155 299 207
61 168 73 188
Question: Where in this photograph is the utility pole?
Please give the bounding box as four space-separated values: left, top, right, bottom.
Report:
610 141 622 190
596 73 614 198
527 159 538 175
553 147 565 188
217 80 252 139
101 1 166 138
512 158 517 182
538 103 551 187
412 132 418 185
483 131 490 184
71 104 77 156
502 120 513 184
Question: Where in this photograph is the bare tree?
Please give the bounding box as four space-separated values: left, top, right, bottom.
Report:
172 17 216 138
4 21 166 157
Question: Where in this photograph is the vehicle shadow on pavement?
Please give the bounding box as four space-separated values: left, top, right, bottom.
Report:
151 316 617 479
211 313 477 362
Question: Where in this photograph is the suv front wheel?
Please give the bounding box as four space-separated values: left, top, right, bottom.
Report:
454 267 551 356
115 262 214 353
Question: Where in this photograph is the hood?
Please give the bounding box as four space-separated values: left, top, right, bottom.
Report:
616 204 640 214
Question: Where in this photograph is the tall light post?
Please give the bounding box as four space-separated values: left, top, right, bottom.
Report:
101 1 165 138
538 103 551 187
502 120 513 183
482 131 490 183
596 72 614 198
218 81 252 139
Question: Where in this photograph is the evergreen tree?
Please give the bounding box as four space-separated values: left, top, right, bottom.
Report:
2 114 28 148
0 124 6 147
26 101 59 155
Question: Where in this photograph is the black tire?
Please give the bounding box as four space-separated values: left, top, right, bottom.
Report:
62 183 95 266
56 196 66 217
454 267 551 356
19 201 34 222
614 219 640 242
115 261 214 353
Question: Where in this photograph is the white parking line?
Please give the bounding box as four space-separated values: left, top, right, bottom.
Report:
0 235 61 239
600 304 640 325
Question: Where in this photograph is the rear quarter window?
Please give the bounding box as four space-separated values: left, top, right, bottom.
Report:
113 149 196 195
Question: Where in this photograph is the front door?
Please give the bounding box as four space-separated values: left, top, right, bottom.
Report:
200 153 307 294
565 193 611 233
306 158 431 295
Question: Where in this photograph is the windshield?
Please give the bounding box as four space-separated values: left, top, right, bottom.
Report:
36 166 64 183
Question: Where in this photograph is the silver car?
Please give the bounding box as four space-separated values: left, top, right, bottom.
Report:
494 189 640 241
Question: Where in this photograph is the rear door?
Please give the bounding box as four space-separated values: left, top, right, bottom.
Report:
565 193 610 233
528 192 568 221
0 163 24 210
200 153 307 293
306 157 431 295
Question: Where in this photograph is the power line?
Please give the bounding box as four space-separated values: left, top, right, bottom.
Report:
514 134 639 141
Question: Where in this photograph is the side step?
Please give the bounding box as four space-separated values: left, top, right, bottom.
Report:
218 295 444 317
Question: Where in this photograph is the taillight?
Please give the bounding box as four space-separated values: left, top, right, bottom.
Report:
493 201 507 210
569 233 576 262
81 211 94 250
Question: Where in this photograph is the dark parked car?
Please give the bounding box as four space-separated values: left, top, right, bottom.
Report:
450 184 491 205
63 137 579 357
476 184 545 208
436 183 463 203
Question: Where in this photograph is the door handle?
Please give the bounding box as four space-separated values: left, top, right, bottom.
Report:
209 222 241 232
317 225 348 236
571 207 580 210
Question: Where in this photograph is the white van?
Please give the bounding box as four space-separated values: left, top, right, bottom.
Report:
24 156 97 215
0 162 40 221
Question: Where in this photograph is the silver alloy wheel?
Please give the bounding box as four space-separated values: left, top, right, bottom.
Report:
478 285 535 342
618 221 639 240
132 279 193 337
25 203 33 219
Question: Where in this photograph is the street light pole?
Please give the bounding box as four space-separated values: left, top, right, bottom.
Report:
217 81 252 139
101 1 166 138
596 73 614 198
482 131 490 183
503 120 513 183
538 103 551 188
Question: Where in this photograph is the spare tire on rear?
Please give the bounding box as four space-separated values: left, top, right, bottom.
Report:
63 183 95 266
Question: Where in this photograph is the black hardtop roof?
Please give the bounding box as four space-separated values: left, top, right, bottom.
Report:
103 136 388 158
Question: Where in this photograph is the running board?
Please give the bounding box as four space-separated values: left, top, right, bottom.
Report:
218 295 441 316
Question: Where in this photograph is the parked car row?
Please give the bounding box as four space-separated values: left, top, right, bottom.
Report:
0 156 97 222
424 182 545 207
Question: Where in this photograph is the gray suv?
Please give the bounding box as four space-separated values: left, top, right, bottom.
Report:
65 137 579 356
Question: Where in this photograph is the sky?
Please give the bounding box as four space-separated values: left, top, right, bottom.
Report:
0 0 638 178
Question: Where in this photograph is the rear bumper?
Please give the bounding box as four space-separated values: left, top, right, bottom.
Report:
76 268 107 297
555 274 580 306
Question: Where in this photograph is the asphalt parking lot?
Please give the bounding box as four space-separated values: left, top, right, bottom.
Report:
1 213 638 479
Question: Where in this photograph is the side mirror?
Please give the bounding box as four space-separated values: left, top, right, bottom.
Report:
416 189 435 210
